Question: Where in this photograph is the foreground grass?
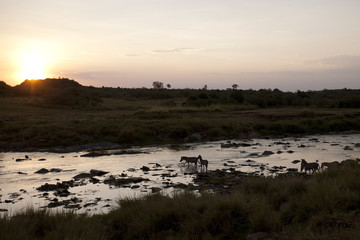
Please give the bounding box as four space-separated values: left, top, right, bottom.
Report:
0 97 359 150
2 163 360 240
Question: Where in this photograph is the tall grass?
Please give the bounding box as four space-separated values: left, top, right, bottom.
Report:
0 209 107 240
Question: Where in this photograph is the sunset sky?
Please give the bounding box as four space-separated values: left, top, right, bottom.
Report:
1 0 360 90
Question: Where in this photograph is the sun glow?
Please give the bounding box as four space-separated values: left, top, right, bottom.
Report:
19 54 48 80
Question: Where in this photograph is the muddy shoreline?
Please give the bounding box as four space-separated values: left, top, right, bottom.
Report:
1 130 359 153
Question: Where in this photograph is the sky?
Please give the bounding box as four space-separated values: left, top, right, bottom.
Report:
0 0 360 90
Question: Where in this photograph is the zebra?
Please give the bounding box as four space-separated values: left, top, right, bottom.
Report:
321 161 340 169
180 156 198 166
197 155 208 170
301 159 319 173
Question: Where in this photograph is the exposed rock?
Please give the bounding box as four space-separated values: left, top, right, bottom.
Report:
55 188 71 197
287 168 298 172
261 150 274 156
89 177 100 184
154 163 162 168
90 169 109 176
35 168 49 174
64 204 81 209
36 181 73 192
70 197 82 203
104 176 149 186
73 173 94 180
84 202 98 207
47 201 64 208
80 149 146 158
140 166 150 171
161 173 172 178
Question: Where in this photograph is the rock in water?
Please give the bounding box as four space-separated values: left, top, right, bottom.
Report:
261 150 274 156
140 166 150 171
73 173 94 180
35 168 49 174
90 169 109 176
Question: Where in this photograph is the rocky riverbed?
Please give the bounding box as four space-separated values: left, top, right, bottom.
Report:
0 134 359 216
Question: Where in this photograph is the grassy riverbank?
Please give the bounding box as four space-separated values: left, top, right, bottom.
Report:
1 96 359 151
1 162 360 239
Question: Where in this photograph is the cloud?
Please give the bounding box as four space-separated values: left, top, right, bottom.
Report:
307 55 360 69
124 53 144 57
152 48 202 54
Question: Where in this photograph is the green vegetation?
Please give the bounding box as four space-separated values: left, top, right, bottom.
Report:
2 163 360 239
0 78 359 150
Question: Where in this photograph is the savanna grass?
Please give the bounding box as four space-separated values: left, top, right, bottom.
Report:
1 94 359 150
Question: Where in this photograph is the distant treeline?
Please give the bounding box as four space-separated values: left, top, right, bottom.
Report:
1 78 360 108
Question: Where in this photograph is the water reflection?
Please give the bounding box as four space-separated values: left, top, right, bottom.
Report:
0 134 359 216
179 164 198 174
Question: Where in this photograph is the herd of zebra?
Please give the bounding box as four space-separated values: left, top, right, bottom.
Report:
180 155 208 170
301 158 358 173
179 156 356 174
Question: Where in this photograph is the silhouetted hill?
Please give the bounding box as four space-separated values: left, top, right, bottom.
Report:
12 78 83 96
0 80 12 96
0 80 11 90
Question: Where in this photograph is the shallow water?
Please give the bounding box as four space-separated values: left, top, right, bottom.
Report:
0 134 359 216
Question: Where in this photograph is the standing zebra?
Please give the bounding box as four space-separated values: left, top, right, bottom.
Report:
301 159 319 173
197 155 208 170
180 156 198 166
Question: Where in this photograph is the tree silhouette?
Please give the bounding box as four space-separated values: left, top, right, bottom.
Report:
152 81 164 89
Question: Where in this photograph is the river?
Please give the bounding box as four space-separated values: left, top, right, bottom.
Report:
0 134 359 216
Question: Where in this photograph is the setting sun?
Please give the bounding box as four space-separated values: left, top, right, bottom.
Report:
19 55 47 80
